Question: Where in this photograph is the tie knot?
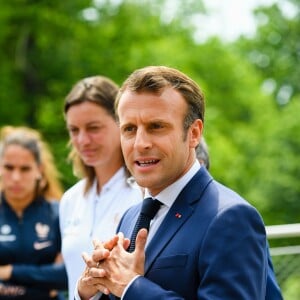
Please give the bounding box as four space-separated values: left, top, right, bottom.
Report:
141 197 162 219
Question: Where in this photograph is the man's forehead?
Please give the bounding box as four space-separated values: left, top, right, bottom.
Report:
118 88 184 106
118 88 187 120
119 108 161 123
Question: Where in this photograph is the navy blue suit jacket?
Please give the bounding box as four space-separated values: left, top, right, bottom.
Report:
114 167 282 300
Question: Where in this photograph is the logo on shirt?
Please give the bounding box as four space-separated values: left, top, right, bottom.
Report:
0 224 16 242
35 222 50 239
1 224 11 235
33 241 53 250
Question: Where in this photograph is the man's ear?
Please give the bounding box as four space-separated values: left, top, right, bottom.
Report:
189 119 203 148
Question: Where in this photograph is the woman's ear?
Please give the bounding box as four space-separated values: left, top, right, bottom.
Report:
36 166 43 181
36 166 45 188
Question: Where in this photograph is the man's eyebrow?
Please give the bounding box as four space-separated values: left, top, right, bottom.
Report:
120 122 135 129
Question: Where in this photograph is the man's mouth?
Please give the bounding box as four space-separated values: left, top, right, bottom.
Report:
136 159 159 167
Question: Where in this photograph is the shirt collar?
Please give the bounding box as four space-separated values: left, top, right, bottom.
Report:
144 160 201 208
90 166 127 196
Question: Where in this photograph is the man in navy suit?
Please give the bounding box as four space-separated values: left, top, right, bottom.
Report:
76 66 282 299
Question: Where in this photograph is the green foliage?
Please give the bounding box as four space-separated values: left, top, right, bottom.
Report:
0 0 299 229
233 0 300 225
281 275 300 300
251 97 300 224
237 1 300 105
0 0 299 296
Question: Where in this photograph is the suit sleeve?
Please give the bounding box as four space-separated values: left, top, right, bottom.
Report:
10 262 68 290
196 203 267 299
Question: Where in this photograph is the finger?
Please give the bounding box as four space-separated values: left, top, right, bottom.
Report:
82 252 89 264
135 228 148 253
82 252 98 268
81 273 106 285
116 232 131 250
117 232 125 245
92 239 103 249
103 234 119 250
89 266 107 278
123 238 130 250
96 284 110 295
92 248 110 263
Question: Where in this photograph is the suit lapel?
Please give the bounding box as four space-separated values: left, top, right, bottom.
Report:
145 197 193 272
144 167 213 273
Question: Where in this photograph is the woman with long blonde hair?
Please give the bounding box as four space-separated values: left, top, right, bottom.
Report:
60 76 143 300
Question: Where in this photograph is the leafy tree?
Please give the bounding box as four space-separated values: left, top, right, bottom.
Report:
1 0 298 230
233 3 300 296
0 0 207 188
232 0 300 224
1 1 298 296
237 0 300 105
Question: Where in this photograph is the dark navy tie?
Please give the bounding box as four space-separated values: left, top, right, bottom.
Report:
128 197 162 252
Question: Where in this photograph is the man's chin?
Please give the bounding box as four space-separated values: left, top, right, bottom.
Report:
134 177 149 188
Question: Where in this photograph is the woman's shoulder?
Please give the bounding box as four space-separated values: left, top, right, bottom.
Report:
35 197 60 219
48 199 60 215
59 179 90 216
61 179 87 199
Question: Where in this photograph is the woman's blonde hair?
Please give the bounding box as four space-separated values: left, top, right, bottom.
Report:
64 75 121 194
0 126 63 200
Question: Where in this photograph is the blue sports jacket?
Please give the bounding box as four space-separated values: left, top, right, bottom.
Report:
0 194 68 299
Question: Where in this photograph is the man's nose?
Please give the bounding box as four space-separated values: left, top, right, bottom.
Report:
134 128 152 150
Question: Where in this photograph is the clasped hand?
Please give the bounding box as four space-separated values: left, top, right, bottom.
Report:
78 229 148 299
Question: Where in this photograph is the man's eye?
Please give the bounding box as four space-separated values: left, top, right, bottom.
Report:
123 126 135 133
150 123 163 129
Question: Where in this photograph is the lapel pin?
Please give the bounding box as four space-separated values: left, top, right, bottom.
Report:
175 213 182 218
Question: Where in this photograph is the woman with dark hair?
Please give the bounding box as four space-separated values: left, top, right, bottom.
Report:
0 126 67 299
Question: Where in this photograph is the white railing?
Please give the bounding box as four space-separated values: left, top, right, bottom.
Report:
266 223 300 299
266 223 300 239
266 223 300 256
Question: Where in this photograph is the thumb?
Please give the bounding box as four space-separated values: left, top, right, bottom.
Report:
133 229 147 274
135 228 148 254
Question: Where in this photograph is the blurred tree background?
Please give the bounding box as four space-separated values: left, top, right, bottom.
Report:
0 0 299 296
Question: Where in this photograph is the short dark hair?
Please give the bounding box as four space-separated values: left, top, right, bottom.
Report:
115 66 205 135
